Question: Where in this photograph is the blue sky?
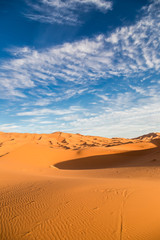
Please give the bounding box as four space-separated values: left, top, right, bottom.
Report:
0 0 160 138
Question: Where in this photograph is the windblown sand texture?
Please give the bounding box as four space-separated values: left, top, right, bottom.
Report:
1 131 160 240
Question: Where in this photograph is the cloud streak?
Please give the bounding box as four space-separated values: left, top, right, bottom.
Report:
17 106 85 116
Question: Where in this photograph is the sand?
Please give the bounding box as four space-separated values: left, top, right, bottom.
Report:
1 131 160 240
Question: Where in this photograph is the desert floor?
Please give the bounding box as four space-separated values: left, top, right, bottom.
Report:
1 132 160 240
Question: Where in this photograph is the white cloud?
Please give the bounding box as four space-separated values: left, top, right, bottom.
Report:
17 106 85 116
2 84 160 137
96 94 109 101
34 99 52 106
57 115 79 121
39 121 56 124
25 0 112 25
21 117 46 122
1 0 159 99
129 86 146 95
66 88 160 138
0 124 19 131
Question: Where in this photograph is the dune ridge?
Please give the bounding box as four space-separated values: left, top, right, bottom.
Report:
1 131 160 156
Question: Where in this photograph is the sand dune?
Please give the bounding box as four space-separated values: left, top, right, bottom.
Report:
1 131 160 240
1 131 154 156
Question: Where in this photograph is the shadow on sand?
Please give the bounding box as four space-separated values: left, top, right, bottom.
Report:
54 140 160 170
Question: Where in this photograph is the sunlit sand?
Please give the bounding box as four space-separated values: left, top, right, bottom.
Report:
1 131 160 240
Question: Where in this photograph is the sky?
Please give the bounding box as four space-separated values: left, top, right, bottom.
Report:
0 0 160 138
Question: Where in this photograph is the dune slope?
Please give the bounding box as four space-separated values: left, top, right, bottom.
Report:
0 132 160 240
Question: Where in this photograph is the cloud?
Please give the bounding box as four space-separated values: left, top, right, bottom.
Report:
21 117 46 122
96 94 109 101
17 106 85 116
65 86 160 138
129 86 146 95
1 0 159 99
25 0 112 25
18 88 88 108
39 121 56 124
0 124 19 131
33 99 52 106
3 84 160 137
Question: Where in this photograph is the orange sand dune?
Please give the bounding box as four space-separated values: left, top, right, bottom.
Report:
1 130 155 156
1 131 160 240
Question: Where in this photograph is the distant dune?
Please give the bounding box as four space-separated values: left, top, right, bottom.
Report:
1 131 160 156
1 131 160 240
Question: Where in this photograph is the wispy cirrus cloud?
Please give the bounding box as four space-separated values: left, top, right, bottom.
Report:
17 106 85 116
0 0 159 100
2 83 160 137
16 83 160 136
64 85 160 137
30 86 160 138
0 124 19 131
25 0 112 25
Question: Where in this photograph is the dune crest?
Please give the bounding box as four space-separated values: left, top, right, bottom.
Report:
0 131 159 156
